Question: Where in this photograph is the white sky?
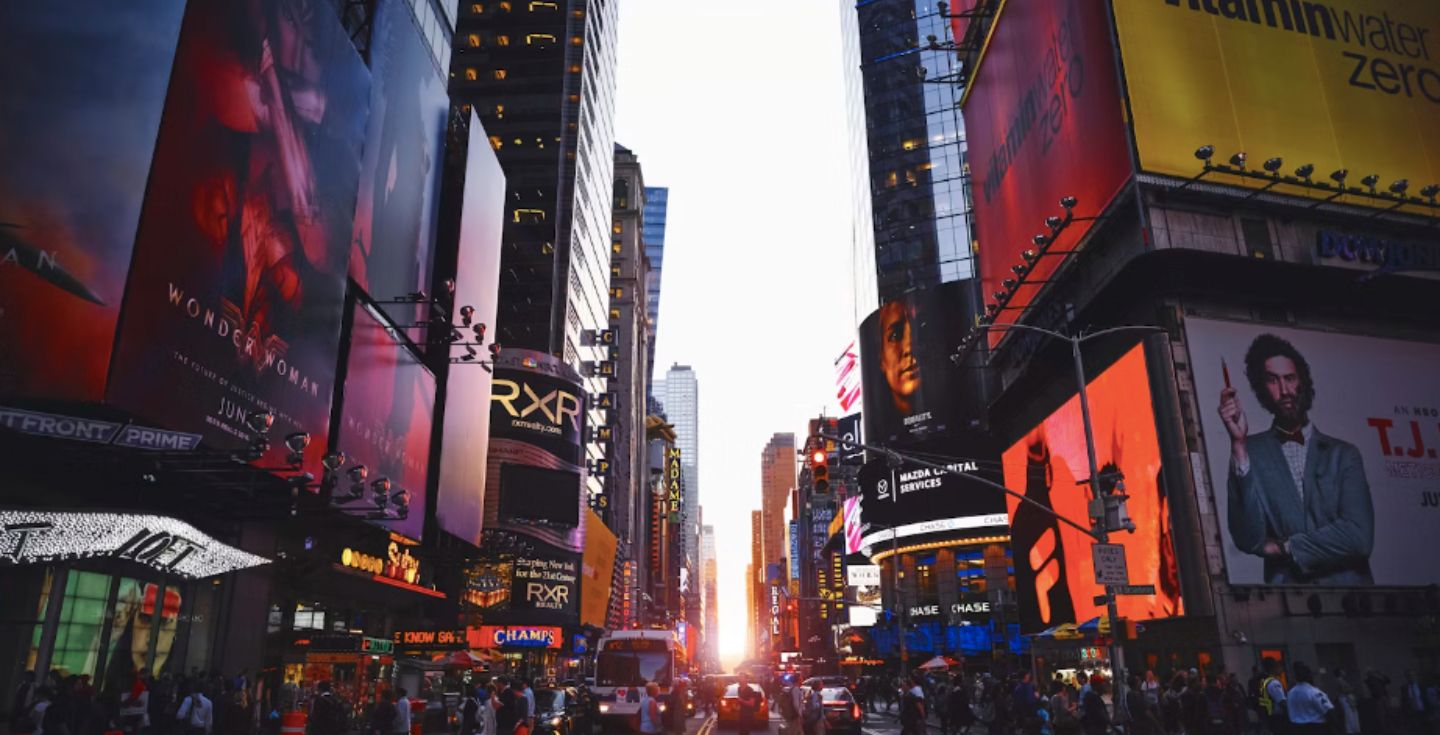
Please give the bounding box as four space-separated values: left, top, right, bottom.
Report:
613 1 859 671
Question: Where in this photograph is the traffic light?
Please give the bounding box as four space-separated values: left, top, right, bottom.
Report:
810 447 830 494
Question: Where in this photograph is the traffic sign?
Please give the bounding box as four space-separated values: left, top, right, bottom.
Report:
1091 543 1129 585
1111 584 1156 596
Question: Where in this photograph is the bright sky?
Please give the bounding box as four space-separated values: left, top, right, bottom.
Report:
614 2 859 672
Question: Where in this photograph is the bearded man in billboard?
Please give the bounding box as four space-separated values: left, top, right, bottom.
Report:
1218 334 1374 584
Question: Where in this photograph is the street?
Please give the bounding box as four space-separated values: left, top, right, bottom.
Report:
680 705 930 735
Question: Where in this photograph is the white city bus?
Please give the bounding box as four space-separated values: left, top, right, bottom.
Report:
593 630 688 732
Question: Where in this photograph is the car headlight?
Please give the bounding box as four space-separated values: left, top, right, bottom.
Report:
551 717 563 727
599 704 610 714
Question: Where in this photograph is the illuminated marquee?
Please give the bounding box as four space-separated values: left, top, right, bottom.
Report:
474 625 563 649
0 510 269 578
341 542 420 584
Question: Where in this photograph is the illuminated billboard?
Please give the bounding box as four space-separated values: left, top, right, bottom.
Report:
1000 345 1183 633
962 0 1132 344
1114 0 1439 215
0 2 185 403
581 509 618 628
1187 318 1440 586
334 302 435 541
106 0 370 474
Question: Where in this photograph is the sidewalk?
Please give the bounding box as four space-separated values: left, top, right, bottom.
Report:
864 703 986 734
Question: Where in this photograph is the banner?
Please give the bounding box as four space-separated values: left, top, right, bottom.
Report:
106 0 371 474
962 0 1131 344
0 2 185 403
858 282 976 444
834 342 862 413
434 110 506 547
856 436 1007 531
505 546 581 626
1000 345 1183 633
837 413 864 464
1114 0 1439 215
349 0 448 321
1187 318 1440 586
335 302 434 541
581 509 617 628
485 349 587 553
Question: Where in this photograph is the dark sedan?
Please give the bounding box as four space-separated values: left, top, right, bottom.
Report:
818 688 863 735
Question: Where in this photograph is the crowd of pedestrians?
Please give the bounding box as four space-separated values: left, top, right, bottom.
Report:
10 670 259 735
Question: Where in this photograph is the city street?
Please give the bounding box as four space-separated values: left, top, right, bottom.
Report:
680 705 923 735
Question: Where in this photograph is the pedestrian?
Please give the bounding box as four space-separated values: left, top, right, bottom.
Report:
1258 660 1287 735
638 683 664 735
1162 675 1185 735
735 674 762 735
178 686 215 735
1080 680 1109 735
13 672 37 734
1335 676 1360 735
1128 675 1161 735
510 680 531 735
947 676 973 735
1144 673 1162 712
121 673 151 735
306 682 342 735
900 675 927 735
1361 670 1390 735
1051 682 1079 735
369 692 396 735
393 688 410 735
803 686 826 735
1285 664 1333 735
459 686 482 735
1399 671 1428 735
495 679 518 735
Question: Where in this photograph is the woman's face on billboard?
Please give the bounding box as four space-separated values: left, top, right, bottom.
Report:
879 300 920 409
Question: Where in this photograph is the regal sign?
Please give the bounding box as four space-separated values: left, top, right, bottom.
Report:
0 510 268 578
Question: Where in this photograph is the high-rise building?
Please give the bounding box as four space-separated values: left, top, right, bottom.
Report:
451 0 621 498
609 144 652 625
663 364 699 571
642 186 669 382
849 0 971 302
744 561 755 658
760 434 796 580
750 510 765 657
701 524 719 671
838 0 878 320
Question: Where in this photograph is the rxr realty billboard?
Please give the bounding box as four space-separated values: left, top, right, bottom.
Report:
1188 318 1440 586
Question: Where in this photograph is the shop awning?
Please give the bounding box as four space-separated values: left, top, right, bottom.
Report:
0 509 270 578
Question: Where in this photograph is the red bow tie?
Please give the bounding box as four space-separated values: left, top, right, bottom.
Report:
1276 427 1305 446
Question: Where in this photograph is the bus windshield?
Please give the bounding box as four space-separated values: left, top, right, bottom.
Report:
596 650 673 688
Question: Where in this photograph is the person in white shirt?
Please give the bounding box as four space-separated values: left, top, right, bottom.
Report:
1287 663 1334 735
394 688 412 735
177 688 215 735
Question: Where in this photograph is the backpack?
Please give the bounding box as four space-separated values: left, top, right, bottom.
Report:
803 691 824 727
777 689 800 721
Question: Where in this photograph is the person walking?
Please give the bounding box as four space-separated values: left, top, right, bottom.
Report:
177 686 215 735
1080 681 1110 735
1399 672 1428 735
803 686 827 735
1258 661 1288 735
735 674 762 735
1128 675 1161 735
393 689 411 735
1050 682 1079 735
459 686 483 735
900 675 927 735
947 676 973 735
369 692 397 735
1285 664 1333 735
638 683 664 735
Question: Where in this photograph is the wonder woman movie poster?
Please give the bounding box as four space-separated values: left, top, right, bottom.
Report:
0 2 186 403
349 0 448 322
107 0 371 474
1001 345 1183 633
335 302 435 541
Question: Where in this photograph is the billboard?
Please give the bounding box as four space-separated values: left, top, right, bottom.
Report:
858 282 974 444
106 0 371 474
508 547 581 626
856 436 1007 531
581 509 617 628
0 2 186 403
433 110 506 547
962 0 1131 344
335 302 435 541
1000 345 1183 633
1187 318 1440 586
834 342 862 413
485 348 587 553
349 0 448 321
1114 0 1439 215
460 559 512 611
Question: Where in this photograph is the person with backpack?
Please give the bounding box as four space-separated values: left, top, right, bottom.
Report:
901 675 927 735
735 674 762 735
306 682 342 735
777 684 803 735
802 686 827 735
1080 680 1110 735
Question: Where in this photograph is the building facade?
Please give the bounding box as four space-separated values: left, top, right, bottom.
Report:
642 186 669 382
838 0 879 320
760 434 796 581
662 365 700 573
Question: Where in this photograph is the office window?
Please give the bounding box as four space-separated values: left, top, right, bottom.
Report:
464 68 478 81
493 69 508 80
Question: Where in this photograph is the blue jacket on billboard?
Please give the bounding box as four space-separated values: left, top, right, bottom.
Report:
1227 427 1374 585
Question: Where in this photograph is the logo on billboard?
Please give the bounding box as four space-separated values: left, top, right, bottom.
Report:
526 582 571 608
492 379 582 431
876 478 890 501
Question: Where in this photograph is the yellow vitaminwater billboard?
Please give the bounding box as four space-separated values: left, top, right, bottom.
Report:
1113 0 1440 210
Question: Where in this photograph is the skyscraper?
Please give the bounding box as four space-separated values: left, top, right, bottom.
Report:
663 364 699 571
451 0 621 497
700 524 718 672
750 510 765 657
848 0 972 303
760 434 796 580
642 186 669 382
838 0 879 321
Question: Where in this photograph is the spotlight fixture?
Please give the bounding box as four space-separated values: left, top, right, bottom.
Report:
1263 157 1283 174
1002 278 1017 290
1194 145 1215 162
1032 234 1049 246
472 323 487 341
1330 168 1348 186
1294 163 1314 180
992 291 1006 302
1059 195 1078 210
462 345 478 361
986 303 999 314
371 477 393 507
1011 263 1028 276
347 464 369 484
1421 183 1440 201
926 34 941 51
443 278 457 295
1360 174 1380 193
459 305 475 326
489 342 503 357
1389 178 1409 195
406 291 428 302
245 411 275 435
285 432 311 453
1045 215 1063 229
1229 152 1247 169
1021 249 1039 264
322 452 347 473
240 437 269 463
392 489 412 509
287 473 316 489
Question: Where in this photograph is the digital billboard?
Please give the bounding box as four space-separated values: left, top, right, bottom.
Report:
461 559 512 611
500 464 583 528
858 282 975 444
856 435 1007 534
581 509 617 629
1187 318 1440 586
349 0 448 322
1114 0 1439 215
962 0 1132 345
433 110 506 547
106 0 370 474
485 349 587 553
0 2 185 403
1000 345 1183 633
335 301 435 541
508 547 581 626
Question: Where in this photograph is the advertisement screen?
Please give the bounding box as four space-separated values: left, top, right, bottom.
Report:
461 560 512 611
434 111 506 547
335 302 434 541
504 546 581 626
857 435 1007 531
858 282 974 444
349 0 448 320
581 509 617 629
1114 0 1439 215
1000 345 1183 633
106 0 370 473
962 0 1131 344
0 2 185 403
486 349 587 553
1187 318 1440 586
500 464 582 528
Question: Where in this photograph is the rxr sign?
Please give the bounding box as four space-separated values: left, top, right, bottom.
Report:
526 582 571 609
492 379 582 431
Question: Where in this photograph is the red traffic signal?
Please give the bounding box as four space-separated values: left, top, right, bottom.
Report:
809 449 827 465
810 447 830 494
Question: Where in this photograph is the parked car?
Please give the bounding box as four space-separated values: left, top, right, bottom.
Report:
818 688 863 735
801 676 853 692
534 687 583 735
716 684 769 729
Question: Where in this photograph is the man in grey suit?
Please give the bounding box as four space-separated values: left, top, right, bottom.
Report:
1218 333 1374 584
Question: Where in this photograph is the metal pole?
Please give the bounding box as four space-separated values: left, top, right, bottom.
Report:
1071 338 1127 719
890 465 908 677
